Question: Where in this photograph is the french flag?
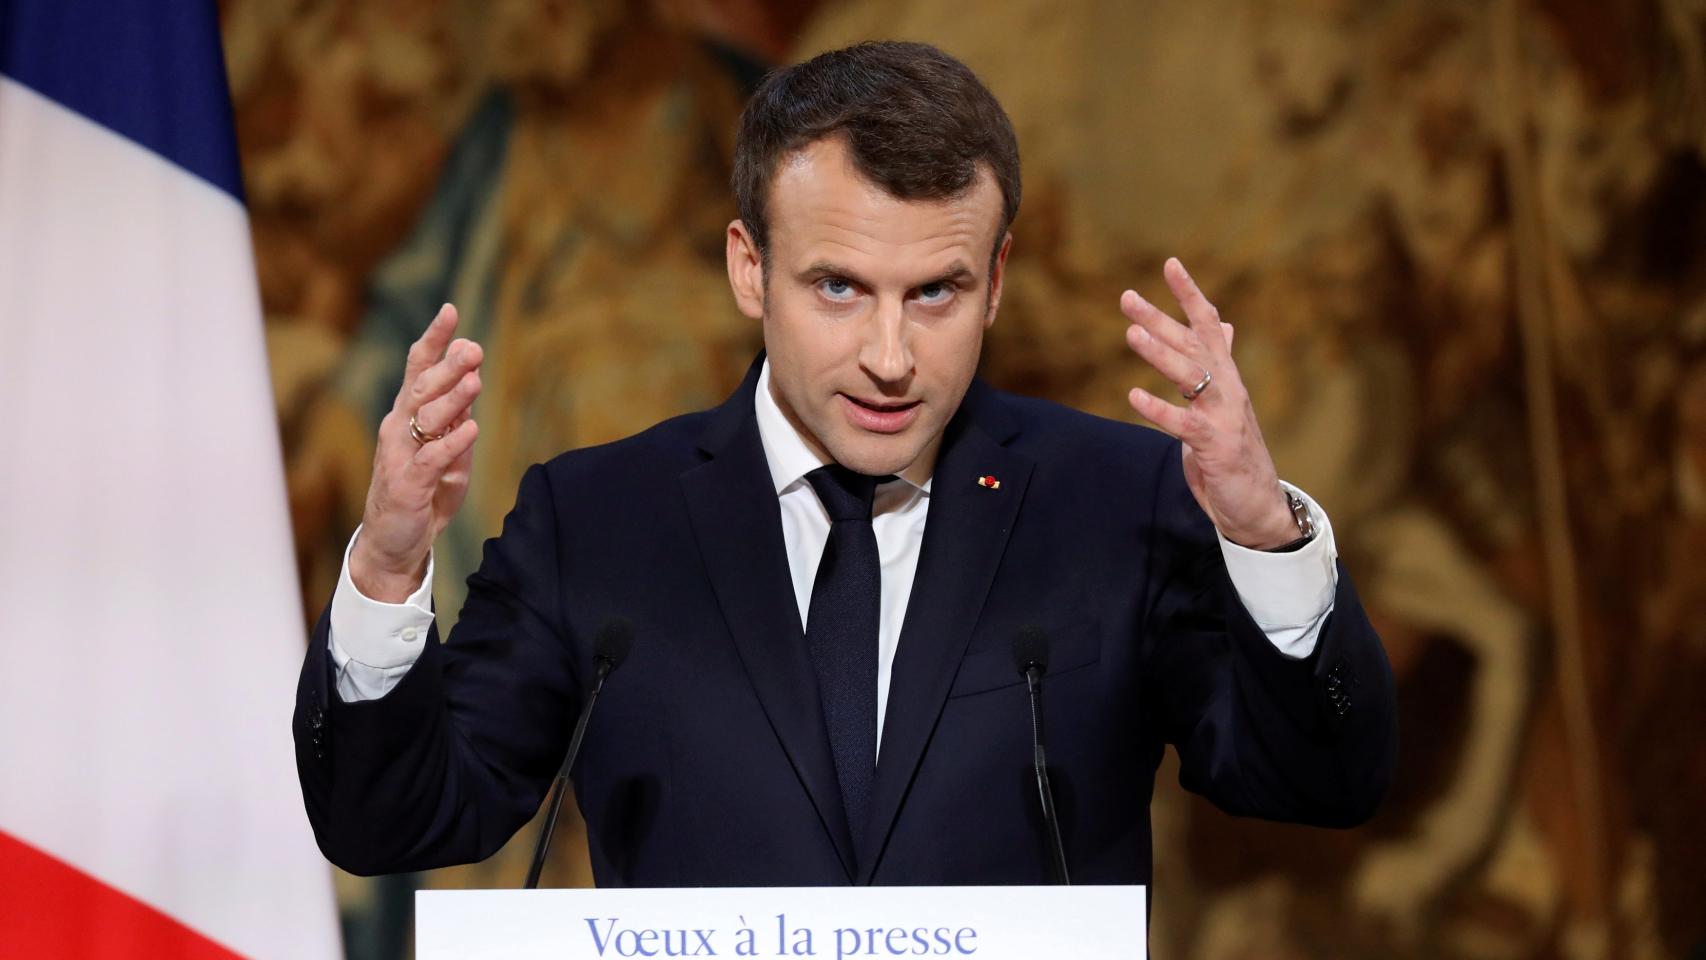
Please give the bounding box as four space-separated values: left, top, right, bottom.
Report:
0 1 341 956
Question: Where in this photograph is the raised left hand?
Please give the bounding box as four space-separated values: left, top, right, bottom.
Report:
1122 257 1297 550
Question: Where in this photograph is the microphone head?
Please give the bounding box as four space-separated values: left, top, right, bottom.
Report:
593 616 635 672
1011 624 1050 676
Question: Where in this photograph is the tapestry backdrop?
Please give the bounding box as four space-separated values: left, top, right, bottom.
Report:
223 1 1706 957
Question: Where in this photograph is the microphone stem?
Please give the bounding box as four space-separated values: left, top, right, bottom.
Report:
525 658 612 889
1026 667 1070 885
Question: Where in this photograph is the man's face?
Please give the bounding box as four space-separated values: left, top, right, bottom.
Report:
726 136 1011 480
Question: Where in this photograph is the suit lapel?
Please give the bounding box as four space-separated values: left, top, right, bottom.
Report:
856 383 1032 882
680 360 858 881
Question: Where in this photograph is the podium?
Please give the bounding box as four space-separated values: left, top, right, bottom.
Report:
417 885 1145 958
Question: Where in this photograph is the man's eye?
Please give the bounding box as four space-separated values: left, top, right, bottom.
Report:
819 278 856 301
917 282 952 304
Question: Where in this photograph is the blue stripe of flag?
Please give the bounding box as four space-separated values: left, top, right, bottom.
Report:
0 0 245 202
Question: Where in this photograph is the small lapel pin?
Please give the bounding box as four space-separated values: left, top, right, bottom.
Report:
976 474 1001 490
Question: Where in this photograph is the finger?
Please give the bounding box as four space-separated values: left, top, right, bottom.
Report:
406 419 479 479
1126 321 1207 394
399 338 483 416
1120 289 1202 360
1128 386 1211 446
403 303 460 387
414 369 482 437
442 424 477 478
1221 321 1234 352
1163 258 1230 362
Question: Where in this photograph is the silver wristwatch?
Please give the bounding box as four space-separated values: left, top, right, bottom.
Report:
1270 489 1317 552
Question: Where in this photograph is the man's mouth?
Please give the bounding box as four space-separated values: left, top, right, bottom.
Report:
839 394 921 434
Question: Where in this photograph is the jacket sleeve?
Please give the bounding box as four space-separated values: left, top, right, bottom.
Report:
292 463 580 874
1139 440 1397 828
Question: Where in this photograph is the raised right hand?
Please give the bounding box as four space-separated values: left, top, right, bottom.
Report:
350 303 484 602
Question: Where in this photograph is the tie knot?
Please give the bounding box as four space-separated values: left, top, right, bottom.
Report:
806 465 883 522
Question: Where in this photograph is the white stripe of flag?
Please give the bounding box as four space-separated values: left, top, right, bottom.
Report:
0 9 341 959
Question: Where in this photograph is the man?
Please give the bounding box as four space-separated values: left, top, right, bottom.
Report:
295 41 1395 888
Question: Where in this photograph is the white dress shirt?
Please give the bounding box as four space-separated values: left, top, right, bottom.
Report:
329 361 1342 733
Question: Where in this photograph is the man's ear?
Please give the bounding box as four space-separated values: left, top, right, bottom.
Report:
726 219 765 321
984 231 1013 329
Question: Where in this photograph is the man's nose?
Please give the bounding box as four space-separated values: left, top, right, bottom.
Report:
858 298 913 385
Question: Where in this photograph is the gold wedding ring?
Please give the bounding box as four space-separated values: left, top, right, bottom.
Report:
409 415 446 445
1182 370 1213 401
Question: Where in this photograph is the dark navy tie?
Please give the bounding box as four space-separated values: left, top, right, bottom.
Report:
803 465 882 843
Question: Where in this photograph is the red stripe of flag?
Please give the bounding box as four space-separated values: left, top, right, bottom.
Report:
0 830 244 958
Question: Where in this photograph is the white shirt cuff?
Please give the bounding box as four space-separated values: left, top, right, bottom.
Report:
1215 482 1338 660
328 526 435 700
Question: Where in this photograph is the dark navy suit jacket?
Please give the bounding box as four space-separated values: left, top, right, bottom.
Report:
294 356 1397 886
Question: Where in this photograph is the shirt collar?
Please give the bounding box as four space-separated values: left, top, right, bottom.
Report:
754 359 931 497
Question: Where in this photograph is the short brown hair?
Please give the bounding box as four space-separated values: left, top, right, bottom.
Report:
732 41 1022 265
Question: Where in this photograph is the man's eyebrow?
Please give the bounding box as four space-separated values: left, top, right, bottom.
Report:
928 263 976 286
795 261 977 288
797 261 871 287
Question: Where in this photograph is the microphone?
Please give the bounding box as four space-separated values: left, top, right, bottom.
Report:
1012 625 1070 885
525 616 635 888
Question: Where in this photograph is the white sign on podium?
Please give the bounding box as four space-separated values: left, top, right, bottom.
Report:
418 885 1145 959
